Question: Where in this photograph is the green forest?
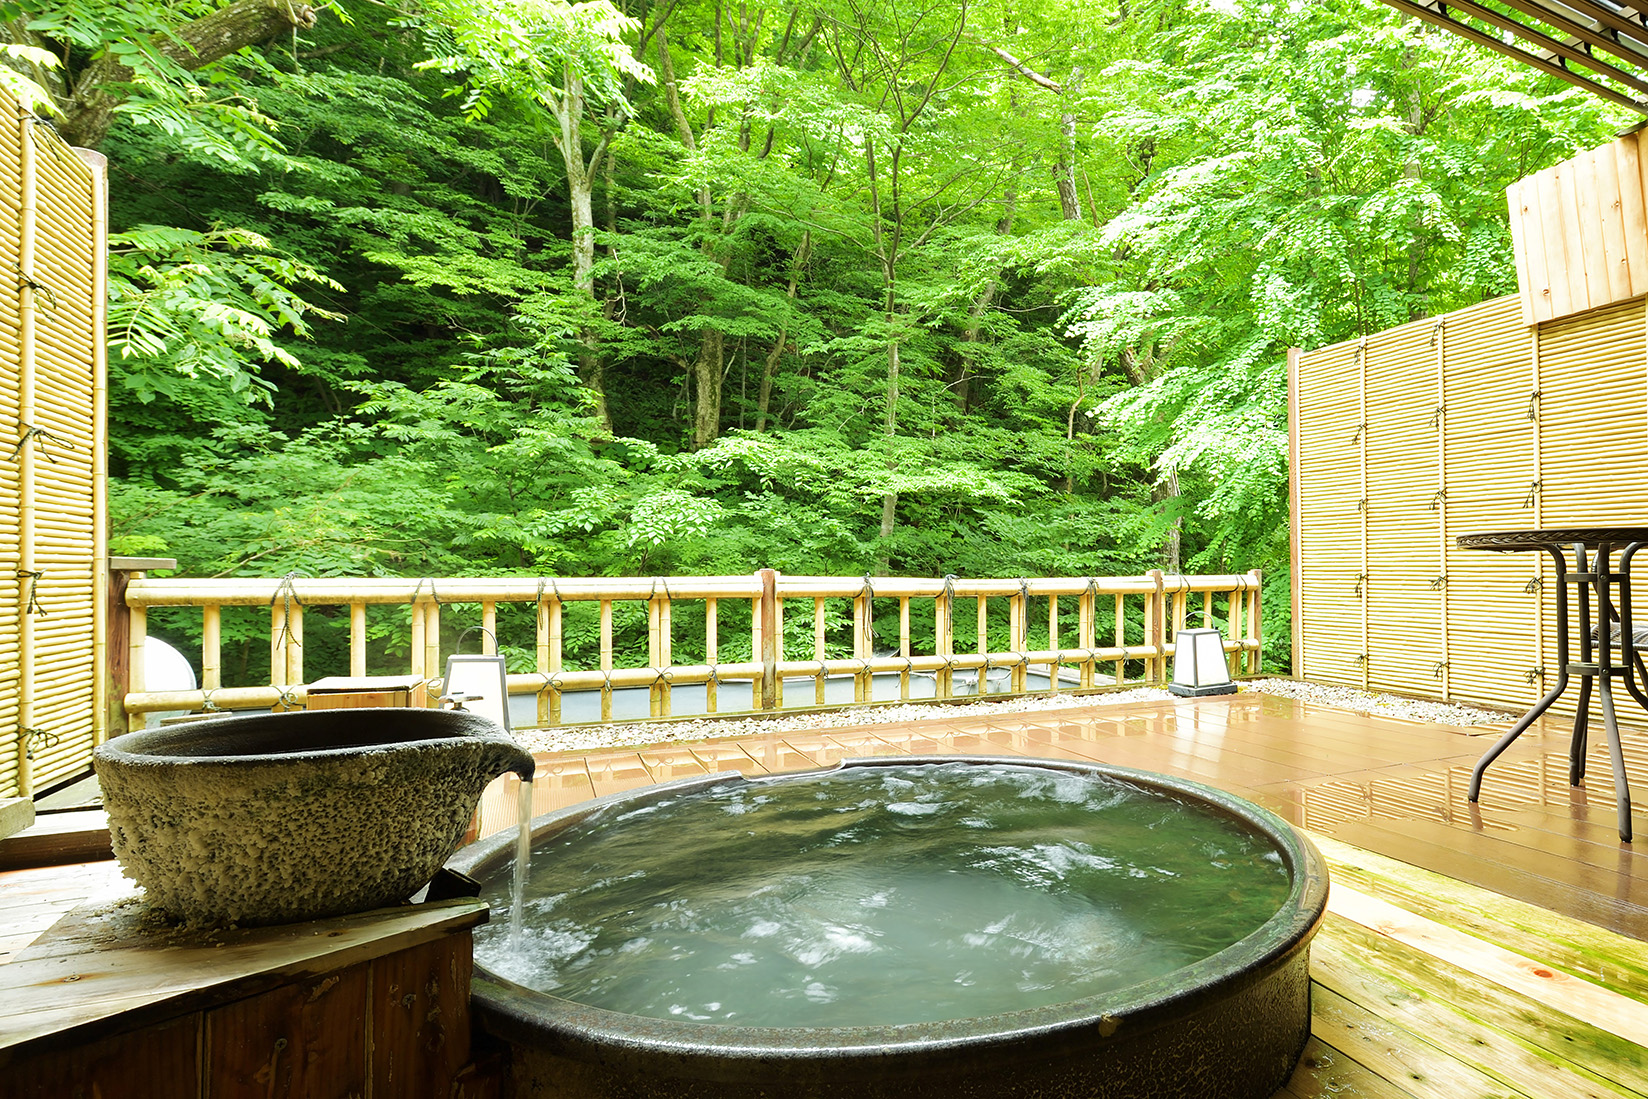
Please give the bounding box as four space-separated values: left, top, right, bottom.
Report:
0 0 1627 674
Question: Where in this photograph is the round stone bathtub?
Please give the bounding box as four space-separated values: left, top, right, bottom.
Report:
450 756 1328 1099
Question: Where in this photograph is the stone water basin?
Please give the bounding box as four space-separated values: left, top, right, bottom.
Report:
95 707 533 926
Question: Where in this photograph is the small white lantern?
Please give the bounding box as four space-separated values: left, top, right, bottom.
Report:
439 653 513 731
1169 627 1238 697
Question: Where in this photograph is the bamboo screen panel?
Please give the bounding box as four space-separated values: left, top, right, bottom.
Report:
1293 341 1364 688
1291 291 1648 715
0 98 102 799
1362 317 1442 696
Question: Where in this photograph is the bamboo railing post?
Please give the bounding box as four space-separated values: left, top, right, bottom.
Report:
481 601 497 654
409 598 425 684
1010 587 1027 694
1078 587 1094 689
202 605 222 692
814 597 828 705
1227 587 1241 653
349 603 366 677
287 604 304 689
647 593 661 717
898 596 911 700
758 569 778 710
1146 569 1166 684
1114 593 1125 684
976 596 989 695
853 584 872 702
423 600 441 697
772 593 783 709
270 602 289 690
1047 594 1060 695
1247 568 1264 674
654 591 673 717
704 597 718 714
935 584 953 699
599 598 614 722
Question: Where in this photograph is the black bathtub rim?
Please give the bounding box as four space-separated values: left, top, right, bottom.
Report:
95 707 533 775
453 754 1328 1076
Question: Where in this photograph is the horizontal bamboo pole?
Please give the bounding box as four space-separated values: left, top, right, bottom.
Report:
125 572 1262 608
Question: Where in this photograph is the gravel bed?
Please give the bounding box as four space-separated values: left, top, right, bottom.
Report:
512 678 1509 755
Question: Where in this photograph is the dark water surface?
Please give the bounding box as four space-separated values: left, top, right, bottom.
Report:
476 762 1290 1028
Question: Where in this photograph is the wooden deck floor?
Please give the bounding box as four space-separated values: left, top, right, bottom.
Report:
471 691 1648 1098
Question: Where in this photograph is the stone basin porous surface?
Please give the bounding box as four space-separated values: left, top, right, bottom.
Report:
95 708 534 927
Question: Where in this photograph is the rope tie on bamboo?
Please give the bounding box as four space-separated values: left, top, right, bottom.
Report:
1430 404 1444 429
817 659 830 680
1430 575 1447 591
26 115 72 162
1527 390 1540 422
7 424 70 463
273 684 300 712
1353 573 1366 597
657 665 674 686
1351 421 1366 443
539 671 562 694
270 571 303 650
16 569 45 616
1428 489 1445 512
1432 661 1449 679
1526 667 1545 686
12 263 57 312
859 573 876 651
200 687 222 713
1353 654 1367 669
1429 317 1445 345
1356 497 1368 513
1523 575 1542 594
1522 480 1540 509
20 727 58 760
942 573 957 634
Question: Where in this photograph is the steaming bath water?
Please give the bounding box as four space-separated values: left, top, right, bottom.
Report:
475 762 1291 1028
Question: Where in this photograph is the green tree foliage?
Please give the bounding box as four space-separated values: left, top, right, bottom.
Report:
4 0 1619 672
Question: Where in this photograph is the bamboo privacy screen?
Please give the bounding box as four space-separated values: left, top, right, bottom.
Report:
1291 292 1648 713
0 95 107 799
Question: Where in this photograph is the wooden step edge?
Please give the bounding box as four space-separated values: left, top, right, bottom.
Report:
1327 880 1648 1050
1310 830 1648 998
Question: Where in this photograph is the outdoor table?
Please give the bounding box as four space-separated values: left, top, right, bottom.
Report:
1458 527 1648 842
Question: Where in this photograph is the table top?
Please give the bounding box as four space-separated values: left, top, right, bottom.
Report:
1458 528 1648 551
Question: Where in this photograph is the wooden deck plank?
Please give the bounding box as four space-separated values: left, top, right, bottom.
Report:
1317 914 1648 1097
1315 833 1648 1004
1329 884 1648 1049
1281 1034 1423 1098
1307 984 1538 1099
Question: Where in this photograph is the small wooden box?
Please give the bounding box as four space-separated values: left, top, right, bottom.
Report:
306 674 427 710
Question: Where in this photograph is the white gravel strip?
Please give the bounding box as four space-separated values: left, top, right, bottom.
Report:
513 678 1508 755
1241 678 1512 726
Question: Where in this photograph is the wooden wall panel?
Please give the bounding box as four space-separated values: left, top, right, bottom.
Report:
1511 131 1648 325
204 962 369 1099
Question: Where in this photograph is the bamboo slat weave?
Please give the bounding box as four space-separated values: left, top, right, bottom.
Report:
0 88 101 798
1292 290 1648 715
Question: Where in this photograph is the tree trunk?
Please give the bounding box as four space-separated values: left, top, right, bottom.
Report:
691 329 724 449
554 65 613 432
53 0 317 148
1154 467 1182 574
756 231 810 433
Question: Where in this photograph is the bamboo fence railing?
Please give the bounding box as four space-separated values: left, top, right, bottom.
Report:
120 569 1265 727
